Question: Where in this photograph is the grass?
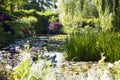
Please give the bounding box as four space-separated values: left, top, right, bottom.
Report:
65 30 120 62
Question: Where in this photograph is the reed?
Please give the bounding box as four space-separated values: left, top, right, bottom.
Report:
65 30 120 62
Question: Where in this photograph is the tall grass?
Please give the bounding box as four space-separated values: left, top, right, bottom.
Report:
65 30 120 62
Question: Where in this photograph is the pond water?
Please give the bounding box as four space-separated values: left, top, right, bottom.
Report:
0 36 65 67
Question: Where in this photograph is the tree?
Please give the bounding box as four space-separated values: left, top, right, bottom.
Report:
23 0 57 11
52 0 58 8
59 0 99 33
0 0 27 11
94 0 120 31
113 0 120 30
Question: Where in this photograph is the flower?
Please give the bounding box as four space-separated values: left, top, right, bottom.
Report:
48 22 63 34
5 65 12 69
108 63 114 68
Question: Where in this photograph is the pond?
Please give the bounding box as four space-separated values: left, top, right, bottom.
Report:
0 35 66 67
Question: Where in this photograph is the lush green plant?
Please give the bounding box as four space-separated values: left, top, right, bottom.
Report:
13 10 58 34
65 30 120 62
59 0 120 33
62 18 100 34
109 60 120 80
0 9 58 48
94 0 120 31
11 16 38 37
10 44 52 80
33 11 58 34
0 0 27 11
11 59 31 80
23 0 54 12
0 22 15 48
59 0 99 34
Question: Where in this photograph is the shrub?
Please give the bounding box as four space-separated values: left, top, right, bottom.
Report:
34 11 58 34
13 10 58 34
0 22 15 48
11 16 37 37
48 22 63 34
62 18 100 34
65 30 120 62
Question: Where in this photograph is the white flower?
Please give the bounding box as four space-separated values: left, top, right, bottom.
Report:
5 65 12 69
108 63 114 68
101 70 112 80
114 60 120 65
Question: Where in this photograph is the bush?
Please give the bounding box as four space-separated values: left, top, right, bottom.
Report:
0 22 15 48
11 16 38 37
62 18 100 34
65 30 120 62
48 22 63 34
33 11 58 34
13 10 58 34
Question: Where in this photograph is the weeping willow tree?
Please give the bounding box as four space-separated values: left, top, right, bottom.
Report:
94 0 120 31
59 0 98 33
59 0 84 25
59 0 120 33
59 0 77 33
113 0 120 30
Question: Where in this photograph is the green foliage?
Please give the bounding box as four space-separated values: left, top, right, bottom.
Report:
0 0 27 11
0 31 13 47
99 13 114 31
110 60 120 80
82 1 99 18
23 0 54 11
65 30 120 62
59 0 120 33
11 16 37 37
62 18 100 34
49 15 59 22
0 9 58 48
0 22 14 48
33 11 58 34
10 46 52 80
13 59 31 80
13 10 58 34
59 0 99 34
13 9 36 17
23 1 42 11
94 0 120 31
